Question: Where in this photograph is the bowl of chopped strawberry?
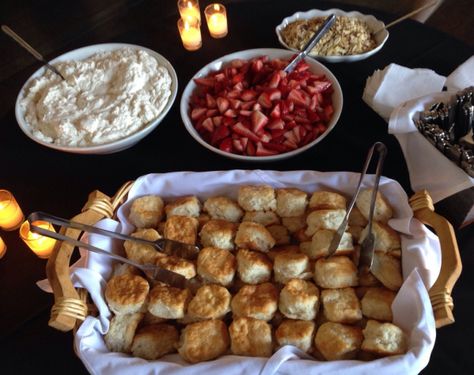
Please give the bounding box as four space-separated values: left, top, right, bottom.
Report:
180 48 342 161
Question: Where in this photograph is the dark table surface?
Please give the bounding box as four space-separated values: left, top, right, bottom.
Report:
1 0 473 373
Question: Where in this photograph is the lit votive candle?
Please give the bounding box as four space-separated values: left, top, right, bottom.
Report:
20 220 57 259
178 0 201 23
0 189 24 231
205 3 228 38
178 17 202 51
0 236 6 259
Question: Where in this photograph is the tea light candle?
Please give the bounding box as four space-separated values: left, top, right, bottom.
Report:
20 220 57 259
178 0 201 23
205 3 228 38
0 236 6 259
0 189 24 231
178 18 202 51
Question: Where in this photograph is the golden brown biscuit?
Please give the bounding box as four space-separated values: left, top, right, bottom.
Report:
315 322 363 360
356 189 393 223
105 274 149 315
236 248 272 284
321 287 362 324
164 215 199 245
314 256 358 289
148 285 191 319
105 312 144 353
305 229 354 259
274 251 311 283
155 255 196 280
267 224 291 245
266 245 300 261
131 323 178 359
177 319 229 363
197 246 236 286
361 320 407 356
229 317 273 357
361 287 396 321
276 188 308 217
305 209 346 236
281 215 306 233
275 319 315 352
203 196 244 222
112 263 141 277
235 221 276 253
123 228 165 265
371 252 403 291
187 284 231 320
358 269 382 287
359 222 401 252
238 185 277 212
231 282 278 321
279 279 319 320
129 195 164 229
309 191 346 210
165 195 201 218
348 206 368 227
199 219 237 251
242 210 281 226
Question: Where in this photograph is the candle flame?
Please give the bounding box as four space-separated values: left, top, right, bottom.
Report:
184 21 190 31
213 4 219 11
187 1 192 8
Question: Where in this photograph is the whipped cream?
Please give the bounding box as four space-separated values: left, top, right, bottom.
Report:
20 48 172 147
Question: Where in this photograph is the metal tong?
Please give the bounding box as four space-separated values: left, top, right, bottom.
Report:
327 142 387 271
27 212 200 289
283 14 336 74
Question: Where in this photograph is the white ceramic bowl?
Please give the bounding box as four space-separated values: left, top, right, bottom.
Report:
180 48 343 162
15 43 178 154
276 8 389 63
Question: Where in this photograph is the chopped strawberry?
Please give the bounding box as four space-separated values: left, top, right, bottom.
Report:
224 109 237 118
232 122 261 143
258 132 272 143
251 110 269 133
267 72 281 88
216 97 230 113
230 59 245 68
206 94 216 108
283 138 298 150
262 141 287 153
246 140 256 156
219 137 233 152
251 59 263 73
232 138 244 153
206 109 218 117
229 99 242 110
191 107 207 120
232 73 245 85
267 119 285 130
270 129 286 138
269 103 281 119
287 89 310 108
222 117 235 127
211 125 230 145
227 90 241 99
239 110 252 116
267 88 282 101
241 90 257 101
214 73 226 82
201 118 214 133
194 77 215 87
257 92 272 108
256 142 278 156
212 116 223 126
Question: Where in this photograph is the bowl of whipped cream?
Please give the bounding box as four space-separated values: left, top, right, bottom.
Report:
15 43 178 154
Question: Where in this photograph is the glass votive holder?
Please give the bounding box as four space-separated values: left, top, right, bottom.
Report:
0 189 24 231
20 220 57 259
178 17 202 51
178 0 201 23
0 236 6 259
204 3 228 38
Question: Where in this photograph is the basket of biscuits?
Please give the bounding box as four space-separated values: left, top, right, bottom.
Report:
43 170 461 374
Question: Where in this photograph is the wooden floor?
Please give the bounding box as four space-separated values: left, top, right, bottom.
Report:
329 0 474 47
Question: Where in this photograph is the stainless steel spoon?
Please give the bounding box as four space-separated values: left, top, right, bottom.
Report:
2 25 65 80
283 14 336 73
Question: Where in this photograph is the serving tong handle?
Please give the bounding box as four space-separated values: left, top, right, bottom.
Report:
283 14 335 73
327 142 387 270
27 212 199 289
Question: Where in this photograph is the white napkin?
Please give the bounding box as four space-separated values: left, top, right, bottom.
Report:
445 55 474 91
362 63 446 121
38 171 440 375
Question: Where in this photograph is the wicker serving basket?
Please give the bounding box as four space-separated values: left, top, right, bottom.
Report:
45 180 461 335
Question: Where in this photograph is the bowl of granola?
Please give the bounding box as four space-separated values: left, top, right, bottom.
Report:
276 9 389 63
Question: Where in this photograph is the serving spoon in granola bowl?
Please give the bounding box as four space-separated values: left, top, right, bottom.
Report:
27 212 201 289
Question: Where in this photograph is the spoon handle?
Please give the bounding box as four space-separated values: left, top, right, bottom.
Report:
284 14 336 73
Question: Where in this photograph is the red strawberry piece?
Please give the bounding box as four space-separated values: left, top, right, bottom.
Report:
212 116 223 126
201 118 214 133
256 142 278 156
324 104 334 120
191 107 207 120
268 119 285 130
214 73 226 82
257 92 272 108
224 109 237 118
287 89 310 108
222 117 235 127
219 137 233 152
267 88 282 101
270 129 286 139
194 77 215 87
269 103 281 119
241 90 257 101
206 94 217 108
246 140 256 156
283 138 298 150
251 110 269 133
285 120 297 130
251 59 263 73
206 109 218 117
212 125 230 145
231 59 245 68
227 90 241 99
308 110 320 122
294 60 310 72
267 72 281 88
263 141 287 153
310 80 332 92
252 102 262 111
229 99 242 110
232 73 245 85
233 82 244 91
239 110 252 117
217 97 230 113
232 122 261 143
258 132 272 143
